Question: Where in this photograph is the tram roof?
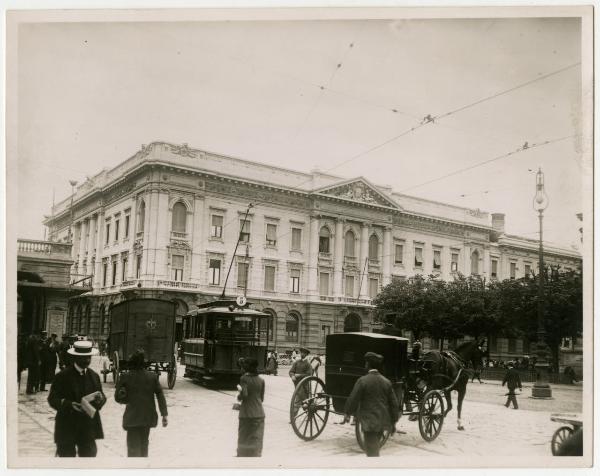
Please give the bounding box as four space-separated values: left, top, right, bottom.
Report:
186 300 270 317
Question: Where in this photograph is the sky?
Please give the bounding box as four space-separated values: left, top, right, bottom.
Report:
13 13 588 251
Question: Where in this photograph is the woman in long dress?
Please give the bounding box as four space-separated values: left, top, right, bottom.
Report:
236 358 265 457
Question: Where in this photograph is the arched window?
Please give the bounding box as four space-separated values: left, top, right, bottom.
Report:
137 200 146 233
369 234 379 260
344 313 361 332
285 313 299 342
471 249 480 275
344 230 355 257
319 227 330 253
99 305 106 335
84 304 91 335
172 202 187 233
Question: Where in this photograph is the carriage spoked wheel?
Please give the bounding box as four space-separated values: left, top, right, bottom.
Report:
167 352 177 389
355 420 391 451
551 426 574 456
290 376 331 441
418 390 445 442
112 351 120 385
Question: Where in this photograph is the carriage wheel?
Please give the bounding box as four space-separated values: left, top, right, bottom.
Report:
289 376 330 441
102 360 108 383
167 353 177 389
419 390 445 442
112 351 120 385
551 426 574 456
355 420 390 451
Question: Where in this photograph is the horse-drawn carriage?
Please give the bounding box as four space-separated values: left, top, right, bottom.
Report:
101 298 178 389
289 332 480 450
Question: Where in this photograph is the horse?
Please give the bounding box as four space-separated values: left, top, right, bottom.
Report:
419 339 485 431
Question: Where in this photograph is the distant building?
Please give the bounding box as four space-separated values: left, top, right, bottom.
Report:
44 142 582 354
17 239 91 338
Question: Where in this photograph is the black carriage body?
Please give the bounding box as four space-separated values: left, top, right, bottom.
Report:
325 332 409 412
109 299 177 367
181 300 271 382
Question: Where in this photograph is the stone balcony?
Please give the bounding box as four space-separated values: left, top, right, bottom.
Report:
17 239 73 262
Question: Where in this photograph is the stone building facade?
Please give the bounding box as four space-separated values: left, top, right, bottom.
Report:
44 142 582 355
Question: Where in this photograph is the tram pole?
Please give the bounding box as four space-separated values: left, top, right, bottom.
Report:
220 203 253 299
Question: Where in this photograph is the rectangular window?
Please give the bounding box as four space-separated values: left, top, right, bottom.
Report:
319 272 330 296
291 227 302 251
414 247 423 267
266 224 277 246
239 219 251 243
102 262 108 286
209 259 221 285
510 262 517 279
489 336 497 352
121 255 128 281
237 262 249 288
433 249 442 270
172 255 184 281
319 235 330 253
451 252 459 272
491 259 498 278
124 214 130 238
114 219 120 241
264 266 276 291
136 255 142 279
105 223 111 245
111 259 117 285
508 338 517 353
369 278 379 298
394 244 404 264
345 275 355 297
525 264 531 277
322 325 331 345
211 215 223 238
290 269 300 293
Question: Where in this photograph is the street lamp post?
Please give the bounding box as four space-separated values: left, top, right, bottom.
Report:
531 168 552 398
68 180 78 243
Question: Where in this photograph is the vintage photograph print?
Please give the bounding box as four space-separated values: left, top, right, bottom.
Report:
5 6 593 470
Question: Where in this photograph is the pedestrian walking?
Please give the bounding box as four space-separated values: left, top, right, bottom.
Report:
58 335 73 370
17 334 27 390
25 333 42 394
471 339 485 384
502 362 522 409
40 333 59 391
235 357 265 457
115 350 168 457
343 352 399 457
265 350 278 376
289 347 313 418
47 340 106 457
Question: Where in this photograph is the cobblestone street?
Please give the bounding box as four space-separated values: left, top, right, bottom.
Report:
13 357 586 467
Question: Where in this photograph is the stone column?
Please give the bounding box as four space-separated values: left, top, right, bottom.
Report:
382 226 392 286
93 212 105 288
86 215 96 276
78 219 88 276
359 222 370 299
307 214 320 297
333 217 345 297
191 194 205 282
463 244 471 275
483 246 491 279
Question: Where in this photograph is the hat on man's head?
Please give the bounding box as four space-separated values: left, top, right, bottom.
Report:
299 347 310 354
507 361 515 368
364 352 384 365
67 340 97 356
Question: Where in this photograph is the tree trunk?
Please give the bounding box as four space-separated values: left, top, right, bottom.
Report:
439 337 444 351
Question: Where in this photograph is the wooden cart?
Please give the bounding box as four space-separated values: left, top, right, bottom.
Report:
102 298 178 389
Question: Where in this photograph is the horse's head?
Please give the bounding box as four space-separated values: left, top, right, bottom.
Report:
453 340 484 368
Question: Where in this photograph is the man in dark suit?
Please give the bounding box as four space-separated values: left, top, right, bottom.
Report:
25 333 42 394
115 350 168 457
48 340 106 457
236 357 265 457
502 361 522 409
289 347 313 418
343 352 399 457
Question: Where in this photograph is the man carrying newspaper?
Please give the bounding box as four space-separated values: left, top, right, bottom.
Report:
48 340 106 457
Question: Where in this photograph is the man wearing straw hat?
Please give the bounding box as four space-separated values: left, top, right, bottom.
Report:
48 340 106 457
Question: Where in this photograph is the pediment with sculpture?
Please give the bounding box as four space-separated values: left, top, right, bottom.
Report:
314 179 400 209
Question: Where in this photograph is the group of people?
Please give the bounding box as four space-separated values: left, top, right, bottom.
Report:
47 340 168 457
18 331 64 394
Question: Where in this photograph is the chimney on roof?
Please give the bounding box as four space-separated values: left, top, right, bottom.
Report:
491 213 505 234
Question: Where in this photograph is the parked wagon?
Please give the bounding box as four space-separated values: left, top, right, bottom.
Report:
550 413 583 456
289 332 446 451
101 298 178 389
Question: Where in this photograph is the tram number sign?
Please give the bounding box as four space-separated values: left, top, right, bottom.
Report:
236 296 247 307
146 318 157 331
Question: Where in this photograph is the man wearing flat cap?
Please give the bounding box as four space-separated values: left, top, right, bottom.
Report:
289 347 313 418
343 352 399 456
48 340 106 457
